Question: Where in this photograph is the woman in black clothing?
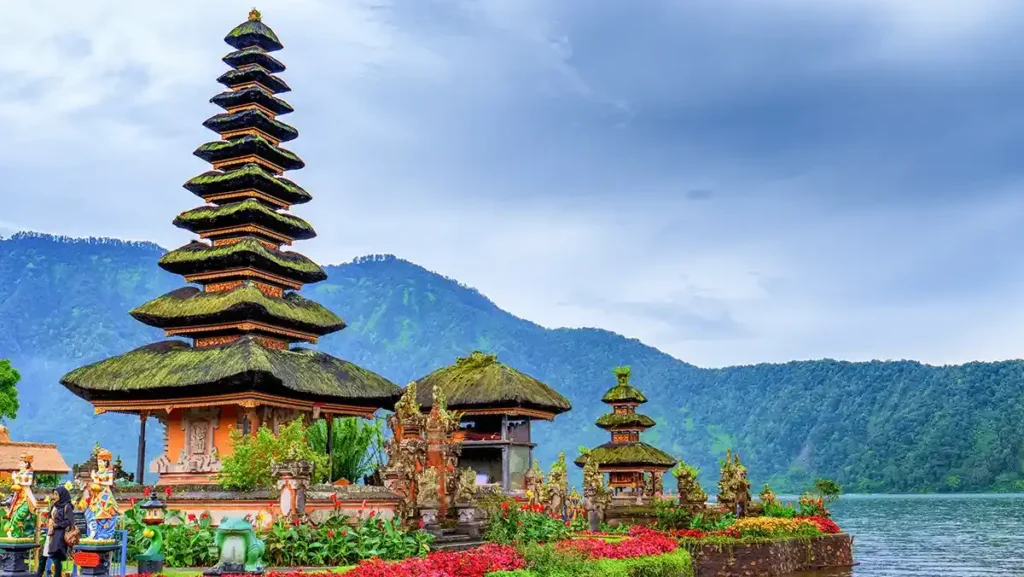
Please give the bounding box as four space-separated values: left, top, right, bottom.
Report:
38 486 74 577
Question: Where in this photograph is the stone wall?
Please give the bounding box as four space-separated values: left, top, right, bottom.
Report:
684 534 853 577
111 484 401 527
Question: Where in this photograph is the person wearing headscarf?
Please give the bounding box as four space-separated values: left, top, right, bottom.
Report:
38 486 74 577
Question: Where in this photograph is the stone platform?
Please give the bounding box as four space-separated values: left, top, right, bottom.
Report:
684 534 854 577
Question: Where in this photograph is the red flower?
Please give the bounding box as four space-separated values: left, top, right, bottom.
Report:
142 486 152 497
417 519 425 529
327 530 335 538
268 502 276 510
129 498 137 507
163 486 173 498
290 517 301 526
341 529 348 536
501 502 510 511
187 514 197 522
368 510 376 519
200 512 209 519
801 515 841 534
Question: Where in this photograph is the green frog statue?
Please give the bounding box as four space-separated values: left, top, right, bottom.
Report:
204 517 265 576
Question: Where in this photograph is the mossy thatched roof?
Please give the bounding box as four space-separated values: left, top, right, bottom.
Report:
158 239 327 284
211 88 293 116
203 109 298 143
225 14 283 52
412 351 571 415
601 366 648 404
60 336 401 408
130 283 344 336
594 413 656 430
573 442 676 469
217 67 291 94
185 163 311 206
223 48 285 74
194 136 305 171
173 200 316 240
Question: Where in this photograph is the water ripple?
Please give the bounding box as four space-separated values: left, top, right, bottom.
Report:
793 494 1024 577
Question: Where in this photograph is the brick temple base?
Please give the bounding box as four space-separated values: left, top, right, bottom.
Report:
686 533 854 577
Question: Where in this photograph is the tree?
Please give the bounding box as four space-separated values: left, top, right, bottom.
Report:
812 478 842 505
0 360 20 421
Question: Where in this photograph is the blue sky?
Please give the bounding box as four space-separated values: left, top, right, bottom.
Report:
3 0 1024 367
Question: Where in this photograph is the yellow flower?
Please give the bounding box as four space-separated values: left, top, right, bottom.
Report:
63 481 74 491
525 490 535 500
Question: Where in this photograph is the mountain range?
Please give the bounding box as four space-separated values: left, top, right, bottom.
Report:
1 232 1022 493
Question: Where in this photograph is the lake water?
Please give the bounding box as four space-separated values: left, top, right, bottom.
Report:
792 494 1024 577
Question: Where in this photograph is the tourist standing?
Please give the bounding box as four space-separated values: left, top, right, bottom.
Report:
38 487 75 577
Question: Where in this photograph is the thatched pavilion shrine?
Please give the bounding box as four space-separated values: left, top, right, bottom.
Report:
412 351 571 491
60 9 402 486
575 367 675 497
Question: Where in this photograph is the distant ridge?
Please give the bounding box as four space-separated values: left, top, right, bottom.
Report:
2 231 1023 494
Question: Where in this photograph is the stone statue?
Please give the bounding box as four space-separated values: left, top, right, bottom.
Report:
2 453 37 539
673 460 707 512
205 517 265 575
545 452 569 518
455 468 477 505
760 483 777 506
525 459 545 502
416 468 441 510
581 451 609 527
716 450 751 516
83 448 119 541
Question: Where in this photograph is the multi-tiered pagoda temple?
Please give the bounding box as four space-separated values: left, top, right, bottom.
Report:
61 9 402 485
575 366 675 495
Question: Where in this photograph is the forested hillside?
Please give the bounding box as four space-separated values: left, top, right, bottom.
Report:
1 232 1022 493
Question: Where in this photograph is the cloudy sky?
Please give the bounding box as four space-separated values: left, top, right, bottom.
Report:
4 0 1024 367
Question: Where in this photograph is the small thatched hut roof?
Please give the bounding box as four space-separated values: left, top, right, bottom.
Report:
0 426 70 475
411 351 571 418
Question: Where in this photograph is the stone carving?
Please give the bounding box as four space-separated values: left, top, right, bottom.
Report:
673 461 708 512
544 452 568 517
716 449 751 516
525 459 545 503
416 468 441 510
581 451 610 525
455 468 478 505
273 460 313 518
152 408 222 475
760 483 777 506
382 384 427 519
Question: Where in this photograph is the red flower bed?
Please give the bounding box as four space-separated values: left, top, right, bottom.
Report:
801 515 841 534
344 543 525 577
557 527 677 560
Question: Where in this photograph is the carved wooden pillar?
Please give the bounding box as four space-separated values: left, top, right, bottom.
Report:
136 411 148 484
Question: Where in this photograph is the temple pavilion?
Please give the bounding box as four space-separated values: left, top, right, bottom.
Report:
61 10 402 485
412 351 571 491
575 366 675 495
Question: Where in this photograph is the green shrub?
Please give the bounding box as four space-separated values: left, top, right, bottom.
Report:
218 418 329 490
653 498 690 530
485 499 571 545
762 500 797 518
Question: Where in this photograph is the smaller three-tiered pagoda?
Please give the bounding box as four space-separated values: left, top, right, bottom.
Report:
575 366 675 495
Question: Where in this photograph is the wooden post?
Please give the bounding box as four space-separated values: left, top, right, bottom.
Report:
136 411 148 485
325 414 334 483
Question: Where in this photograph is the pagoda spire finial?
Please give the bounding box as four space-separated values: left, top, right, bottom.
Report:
249 7 262 21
